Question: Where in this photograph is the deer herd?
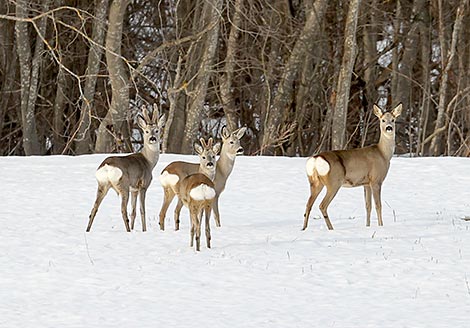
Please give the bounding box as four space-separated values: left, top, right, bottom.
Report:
86 102 403 251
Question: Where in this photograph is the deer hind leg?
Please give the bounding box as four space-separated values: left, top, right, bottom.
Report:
174 199 184 231
195 208 203 251
130 190 138 230
371 183 383 226
139 188 147 232
87 184 110 232
302 179 324 230
364 185 372 227
319 183 341 230
189 209 196 248
204 205 211 248
159 187 175 231
119 187 131 232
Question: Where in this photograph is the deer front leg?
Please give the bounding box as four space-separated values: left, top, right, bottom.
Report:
174 199 184 231
159 187 175 231
130 190 138 230
364 185 372 227
371 183 383 226
212 195 221 227
120 189 131 232
302 181 324 230
139 188 147 232
87 184 110 232
319 184 341 230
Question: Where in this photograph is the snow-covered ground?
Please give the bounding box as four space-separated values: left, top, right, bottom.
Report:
1 154 470 327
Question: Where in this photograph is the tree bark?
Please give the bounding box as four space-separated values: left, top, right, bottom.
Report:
260 0 328 154
75 0 109 154
15 0 46 155
95 0 130 153
181 0 222 154
220 0 243 132
331 0 361 150
430 0 468 155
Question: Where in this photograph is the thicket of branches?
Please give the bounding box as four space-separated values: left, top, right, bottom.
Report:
1 0 470 156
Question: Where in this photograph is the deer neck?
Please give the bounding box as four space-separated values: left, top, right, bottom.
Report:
199 165 216 181
216 146 236 181
141 143 160 168
377 132 395 161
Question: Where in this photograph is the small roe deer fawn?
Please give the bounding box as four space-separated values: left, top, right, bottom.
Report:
86 104 165 232
176 173 217 251
302 103 402 230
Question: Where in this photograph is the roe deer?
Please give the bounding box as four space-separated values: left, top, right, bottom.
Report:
158 126 246 229
86 104 165 232
176 173 217 251
158 138 220 230
302 103 402 230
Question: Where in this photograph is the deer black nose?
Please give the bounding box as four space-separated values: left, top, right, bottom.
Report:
149 136 157 142
385 126 393 132
236 147 244 155
207 162 214 167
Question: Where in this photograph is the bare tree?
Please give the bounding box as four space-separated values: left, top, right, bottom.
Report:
331 0 361 150
95 0 130 153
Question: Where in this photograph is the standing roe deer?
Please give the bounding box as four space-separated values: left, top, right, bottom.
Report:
86 104 165 232
158 138 220 230
158 126 246 230
302 103 402 230
176 173 217 251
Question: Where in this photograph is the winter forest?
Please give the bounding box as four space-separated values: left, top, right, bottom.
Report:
1 0 470 157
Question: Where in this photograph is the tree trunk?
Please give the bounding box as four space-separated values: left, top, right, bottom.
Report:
430 0 467 155
181 0 222 154
95 0 130 153
331 0 361 150
75 0 109 154
220 0 243 132
260 0 328 155
15 0 46 155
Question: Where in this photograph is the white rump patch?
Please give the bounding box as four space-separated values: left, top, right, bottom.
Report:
159 171 179 187
189 184 216 201
96 164 122 184
305 156 330 176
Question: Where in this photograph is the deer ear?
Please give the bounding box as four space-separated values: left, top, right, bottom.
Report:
221 126 230 140
373 104 383 118
137 115 147 129
235 126 247 139
392 103 403 118
213 142 221 155
194 142 203 155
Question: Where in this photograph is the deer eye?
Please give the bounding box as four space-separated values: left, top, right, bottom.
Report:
230 141 234 144
381 119 385 123
202 156 206 159
391 119 395 123
145 130 149 134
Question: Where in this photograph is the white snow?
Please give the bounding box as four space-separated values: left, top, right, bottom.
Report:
1 154 470 327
